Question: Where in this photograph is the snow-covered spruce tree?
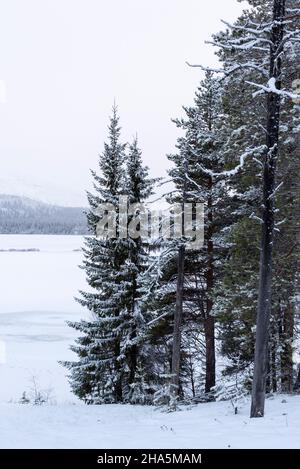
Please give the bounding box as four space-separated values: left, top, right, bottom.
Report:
119 137 157 403
270 4 300 392
208 0 300 398
207 13 267 386
190 0 300 417
143 73 233 404
168 73 230 397
271 94 300 392
63 106 128 403
63 114 156 404
140 241 181 405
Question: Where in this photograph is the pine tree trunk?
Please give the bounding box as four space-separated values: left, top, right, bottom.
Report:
114 340 123 402
170 244 185 403
294 365 300 391
267 321 278 393
190 357 196 397
114 313 123 402
128 279 138 389
280 302 294 392
204 315 215 393
250 0 286 418
128 332 137 386
204 181 215 393
271 340 277 392
170 154 189 406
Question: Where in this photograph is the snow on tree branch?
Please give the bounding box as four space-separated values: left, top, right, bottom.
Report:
220 19 274 35
267 181 284 200
247 77 300 100
249 212 264 224
195 145 267 179
186 61 269 78
206 38 270 51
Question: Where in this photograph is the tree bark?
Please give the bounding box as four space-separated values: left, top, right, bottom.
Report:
128 278 138 389
204 178 215 393
294 365 300 391
170 243 185 405
250 0 286 418
271 340 277 392
114 340 123 402
128 332 137 386
170 153 189 406
280 301 294 392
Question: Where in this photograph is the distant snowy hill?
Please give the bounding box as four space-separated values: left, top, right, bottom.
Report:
0 176 87 207
0 194 88 234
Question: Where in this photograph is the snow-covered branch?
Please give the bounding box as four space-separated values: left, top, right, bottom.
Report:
249 212 263 224
195 145 267 179
186 61 268 78
276 29 300 55
247 77 300 100
147 311 170 326
275 218 286 227
206 38 270 52
220 18 273 36
267 181 284 200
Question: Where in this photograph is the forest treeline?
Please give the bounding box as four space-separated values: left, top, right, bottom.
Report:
0 194 88 235
64 0 300 417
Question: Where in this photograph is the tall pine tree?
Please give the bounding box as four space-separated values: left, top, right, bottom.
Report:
63 106 128 403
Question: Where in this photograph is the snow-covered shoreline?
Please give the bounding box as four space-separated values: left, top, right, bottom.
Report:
0 236 86 403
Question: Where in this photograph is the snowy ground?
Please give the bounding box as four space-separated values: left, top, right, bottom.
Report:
0 395 300 449
0 235 299 449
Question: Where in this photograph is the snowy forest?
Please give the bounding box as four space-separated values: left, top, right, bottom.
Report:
0 195 87 234
63 0 300 420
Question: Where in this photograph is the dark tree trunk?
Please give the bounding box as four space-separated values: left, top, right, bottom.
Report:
266 358 271 394
170 154 189 406
280 302 294 392
170 243 185 404
271 341 277 392
128 333 137 386
204 315 215 393
190 357 196 397
128 278 138 389
114 340 123 402
250 0 286 418
204 180 215 393
267 321 278 393
294 365 300 391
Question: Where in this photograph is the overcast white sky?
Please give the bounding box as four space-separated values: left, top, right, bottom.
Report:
0 0 246 206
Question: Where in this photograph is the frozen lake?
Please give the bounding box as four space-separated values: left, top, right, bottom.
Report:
0 236 299 449
0 235 88 403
